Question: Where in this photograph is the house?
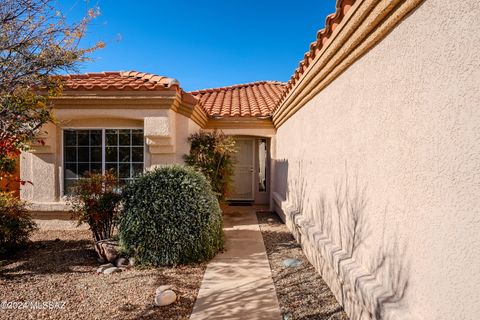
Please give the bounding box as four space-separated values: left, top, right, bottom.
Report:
19 0 480 319
21 72 285 213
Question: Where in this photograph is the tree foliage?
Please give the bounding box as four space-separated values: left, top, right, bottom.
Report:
184 130 237 200
0 191 37 256
0 0 102 185
0 91 51 187
0 0 102 93
68 171 122 242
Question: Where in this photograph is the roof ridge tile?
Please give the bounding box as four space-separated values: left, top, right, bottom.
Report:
279 0 356 104
191 80 287 118
60 70 177 92
190 80 286 95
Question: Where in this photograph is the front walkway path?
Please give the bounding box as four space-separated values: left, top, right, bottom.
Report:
190 205 282 320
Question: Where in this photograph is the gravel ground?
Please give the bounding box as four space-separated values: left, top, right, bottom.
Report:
0 229 206 320
257 211 349 320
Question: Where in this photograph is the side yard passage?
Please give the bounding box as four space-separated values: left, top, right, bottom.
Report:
257 211 348 320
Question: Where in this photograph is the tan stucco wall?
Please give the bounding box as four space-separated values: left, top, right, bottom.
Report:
174 112 201 163
20 104 274 212
21 108 199 211
215 128 275 138
273 1 480 319
21 122 60 204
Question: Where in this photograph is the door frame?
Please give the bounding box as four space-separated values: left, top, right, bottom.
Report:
228 136 271 204
229 137 255 201
254 137 270 205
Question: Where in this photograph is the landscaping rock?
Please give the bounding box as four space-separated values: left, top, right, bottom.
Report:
95 239 119 262
283 313 292 320
155 285 172 295
96 263 114 273
103 266 122 275
282 258 302 268
1 228 207 319
115 257 129 267
100 263 114 268
154 289 177 306
129 257 136 266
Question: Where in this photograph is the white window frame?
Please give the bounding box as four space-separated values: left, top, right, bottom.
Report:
60 127 145 197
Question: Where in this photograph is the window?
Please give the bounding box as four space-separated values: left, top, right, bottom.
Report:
105 129 144 184
258 139 267 192
63 129 144 194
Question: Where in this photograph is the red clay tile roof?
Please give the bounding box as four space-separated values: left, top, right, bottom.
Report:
280 0 356 102
60 71 179 91
190 81 286 118
59 72 287 118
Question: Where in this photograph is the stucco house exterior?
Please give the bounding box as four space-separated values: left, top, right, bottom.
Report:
18 0 480 319
21 72 284 213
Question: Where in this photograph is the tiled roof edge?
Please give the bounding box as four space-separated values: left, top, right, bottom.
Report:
189 81 286 95
279 0 356 102
59 71 179 91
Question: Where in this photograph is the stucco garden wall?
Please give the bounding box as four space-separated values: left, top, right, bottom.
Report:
273 1 480 319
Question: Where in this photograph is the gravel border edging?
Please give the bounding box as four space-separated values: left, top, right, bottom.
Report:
257 211 349 320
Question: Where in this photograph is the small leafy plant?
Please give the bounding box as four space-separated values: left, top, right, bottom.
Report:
68 171 122 242
0 192 37 257
184 130 236 200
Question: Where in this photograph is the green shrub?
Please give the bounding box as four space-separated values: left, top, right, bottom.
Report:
184 130 236 200
0 192 37 256
118 165 223 266
68 171 122 242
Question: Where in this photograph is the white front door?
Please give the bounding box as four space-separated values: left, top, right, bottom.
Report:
230 138 255 201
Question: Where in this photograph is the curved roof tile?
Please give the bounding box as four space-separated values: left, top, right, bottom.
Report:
190 81 287 117
60 71 179 91
280 0 356 103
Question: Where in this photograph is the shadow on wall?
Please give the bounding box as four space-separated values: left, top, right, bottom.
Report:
273 158 289 202
274 159 410 320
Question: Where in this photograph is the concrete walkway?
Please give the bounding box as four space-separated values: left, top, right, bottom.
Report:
190 206 281 320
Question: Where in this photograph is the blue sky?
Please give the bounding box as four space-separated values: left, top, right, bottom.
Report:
61 1 336 91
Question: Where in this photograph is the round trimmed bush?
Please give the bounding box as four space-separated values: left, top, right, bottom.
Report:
118 165 223 266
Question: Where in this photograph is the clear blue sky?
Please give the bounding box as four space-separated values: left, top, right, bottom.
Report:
61 1 336 91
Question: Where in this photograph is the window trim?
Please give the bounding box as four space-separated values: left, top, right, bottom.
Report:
60 127 145 197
